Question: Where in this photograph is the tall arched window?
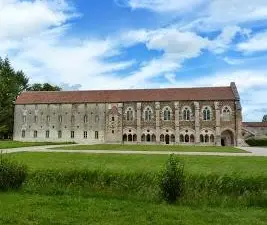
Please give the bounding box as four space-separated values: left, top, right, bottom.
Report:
160 134 165 142
203 107 211 121
144 107 152 121
200 134 204 143
126 108 134 121
180 134 184 142
185 134 190 143
163 108 171 121
222 106 231 121
190 134 195 143
183 107 190 121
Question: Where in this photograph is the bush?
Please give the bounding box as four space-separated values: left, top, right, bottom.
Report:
245 138 267 146
158 154 185 203
0 154 28 191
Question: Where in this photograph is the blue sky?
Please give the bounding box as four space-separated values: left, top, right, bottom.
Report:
1 0 267 121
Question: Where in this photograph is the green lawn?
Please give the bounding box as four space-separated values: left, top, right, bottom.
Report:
52 144 247 153
9 152 267 176
0 141 74 149
0 193 266 225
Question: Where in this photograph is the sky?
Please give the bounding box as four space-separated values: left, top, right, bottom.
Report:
1 0 267 122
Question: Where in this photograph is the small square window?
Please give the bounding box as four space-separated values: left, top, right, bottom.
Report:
84 131 88 139
112 117 115 121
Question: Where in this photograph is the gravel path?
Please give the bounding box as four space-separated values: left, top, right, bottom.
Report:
1 145 267 157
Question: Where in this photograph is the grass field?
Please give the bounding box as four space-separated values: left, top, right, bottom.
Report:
9 152 267 176
0 193 266 225
0 141 74 149
52 144 247 153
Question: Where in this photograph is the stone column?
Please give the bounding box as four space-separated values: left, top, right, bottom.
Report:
174 101 180 144
155 102 160 143
214 101 221 146
235 101 243 146
194 102 200 144
137 102 142 143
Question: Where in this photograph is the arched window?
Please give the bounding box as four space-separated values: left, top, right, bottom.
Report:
163 108 171 121
185 134 189 143
160 134 165 142
84 115 88 123
222 106 231 121
128 134 133 142
183 107 190 121
200 134 204 143
180 134 184 142
190 134 195 143
152 134 156 142
146 134 151 142
133 134 137 142
126 108 134 121
171 134 175 142
203 107 211 121
205 134 209 143
71 115 75 123
210 134 215 142
123 134 127 142
141 134 145 142
144 107 152 121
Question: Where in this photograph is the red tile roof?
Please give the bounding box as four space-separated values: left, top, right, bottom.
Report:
243 122 267 128
15 86 235 104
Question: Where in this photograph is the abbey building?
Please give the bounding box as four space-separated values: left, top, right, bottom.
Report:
13 82 243 146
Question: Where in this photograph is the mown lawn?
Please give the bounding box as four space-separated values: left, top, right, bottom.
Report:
9 152 267 176
0 193 266 225
0 141 74 149
52 144 247 153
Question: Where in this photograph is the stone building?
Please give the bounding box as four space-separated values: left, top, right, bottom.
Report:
242 122 267 139
13 82 243 146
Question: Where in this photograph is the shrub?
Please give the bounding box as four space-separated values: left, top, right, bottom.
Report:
245 138 267 146
0 154 28 191
158 154 185 203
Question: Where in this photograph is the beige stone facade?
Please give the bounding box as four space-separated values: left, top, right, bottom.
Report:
13 83 243 146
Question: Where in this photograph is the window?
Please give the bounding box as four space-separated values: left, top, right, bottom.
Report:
163 108 171 121
58 130 62 139
222 106 231 121
84 115 88 123
33 130 38 138
21 130 26 138
95 131 99 139
183 107 190 121
112 116 115 121
144 107 152 121
71 115 75 123
58 115 62 123
23 115 26 123
47 116 50 123
46 130 50 138
71 131 75 139
126 108 133 121
34 116 38 123
112 130 114 134
203 107 211 121
84 131 88 139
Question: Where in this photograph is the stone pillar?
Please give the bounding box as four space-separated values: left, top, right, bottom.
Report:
155 102 160 143
118 103 123 144
194 102 200 144
214 101 221 146
174 101 180 144
137 102 142 143
235 101 243 146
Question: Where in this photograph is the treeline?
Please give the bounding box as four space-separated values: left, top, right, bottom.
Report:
0 57 61 139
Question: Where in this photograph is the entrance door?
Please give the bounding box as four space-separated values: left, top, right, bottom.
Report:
165 134 170 144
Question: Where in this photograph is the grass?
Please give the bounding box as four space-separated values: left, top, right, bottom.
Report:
0 141 74 149
52 144 247 153
0 193 267 225
9 152 267 176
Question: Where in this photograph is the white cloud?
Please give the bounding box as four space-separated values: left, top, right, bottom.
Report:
237 30 267 53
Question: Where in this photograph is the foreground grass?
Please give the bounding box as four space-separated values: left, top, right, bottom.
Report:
53 144 247 153
0 141 74 149
0 193 266 225
9 152 267 176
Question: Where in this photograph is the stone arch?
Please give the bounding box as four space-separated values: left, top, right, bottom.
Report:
146 134 151 142
180 134 184 142
185 134 190 143
160 134 165 142
128 134 133 142
171 134 175 143
165 134 170 144
221 129 235 146
141 134 145 142
152 134 156 142
190 134 195 143
123 134 127 142
133 134 137 142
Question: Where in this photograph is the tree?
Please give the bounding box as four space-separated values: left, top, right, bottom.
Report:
27 83 61 91
0 57 29 138
263 115 267 122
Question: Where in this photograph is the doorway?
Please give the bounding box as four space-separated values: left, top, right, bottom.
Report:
221 138 225 146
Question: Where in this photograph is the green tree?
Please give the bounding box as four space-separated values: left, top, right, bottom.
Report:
263 115 267 122
0 57 29 138
27 83 61 91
